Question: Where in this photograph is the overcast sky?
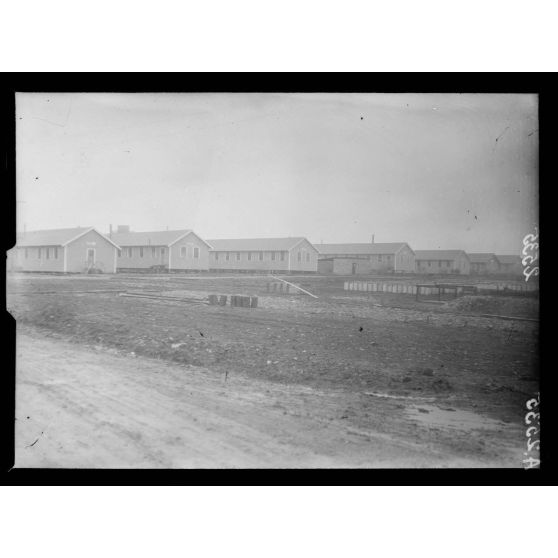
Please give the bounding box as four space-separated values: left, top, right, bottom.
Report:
16 93 538 254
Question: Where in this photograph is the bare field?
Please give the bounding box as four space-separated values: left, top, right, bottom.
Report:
8 272 539 467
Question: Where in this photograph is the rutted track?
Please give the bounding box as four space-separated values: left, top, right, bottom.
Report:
15 331 523 468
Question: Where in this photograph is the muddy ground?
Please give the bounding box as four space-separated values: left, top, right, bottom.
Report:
8 273 539 468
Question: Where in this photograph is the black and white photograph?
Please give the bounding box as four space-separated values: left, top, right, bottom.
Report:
7 91 539 469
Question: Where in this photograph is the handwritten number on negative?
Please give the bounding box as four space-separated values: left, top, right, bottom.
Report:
526 394 540 410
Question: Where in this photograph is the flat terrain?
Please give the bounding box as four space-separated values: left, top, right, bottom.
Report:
8 272 539 468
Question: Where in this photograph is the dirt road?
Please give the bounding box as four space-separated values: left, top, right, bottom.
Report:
15 330 524 468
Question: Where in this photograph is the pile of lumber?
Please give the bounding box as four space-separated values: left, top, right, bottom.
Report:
207 294 258 308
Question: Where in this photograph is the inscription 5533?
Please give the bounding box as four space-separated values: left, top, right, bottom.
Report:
522 228 539 282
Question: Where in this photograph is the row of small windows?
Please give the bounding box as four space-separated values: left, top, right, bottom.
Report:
118 246 200 259
118 247 164 258
328 254 394 262
214 251 286 262
212 251 311 263
419 260 453 267
213 252 287 262
19 247 58 259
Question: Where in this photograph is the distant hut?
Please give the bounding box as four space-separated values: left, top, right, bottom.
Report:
110 226 212 272
414 250 471 275
207 237 319 273
467 253 500 275
496 255 523 276
314 242 415 275
7 227 120 273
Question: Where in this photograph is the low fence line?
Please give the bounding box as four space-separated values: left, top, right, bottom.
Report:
344 281 538 296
